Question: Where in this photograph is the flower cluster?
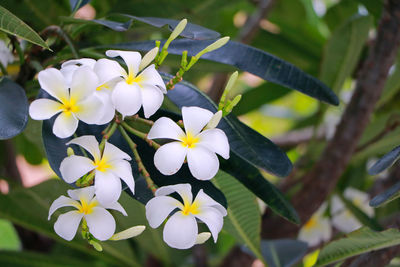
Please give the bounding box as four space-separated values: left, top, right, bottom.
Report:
29 47 230 250
298 188 374 247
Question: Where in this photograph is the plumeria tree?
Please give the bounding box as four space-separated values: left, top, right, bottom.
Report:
1 0 400 266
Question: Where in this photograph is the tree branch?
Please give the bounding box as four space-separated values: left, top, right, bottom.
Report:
262 0 400 239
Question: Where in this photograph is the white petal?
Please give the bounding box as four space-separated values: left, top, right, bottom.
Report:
67 186 95 202
94 58 126 84
85 207 116 241
145 195 182 228
140 84 164 118
187 146 219 180
61 58 96 69
110 160 135 194
332 212 361 233
195 232 211 245
147 117 185 141
103 141 131 161
52 112 79 138
330 195 344 214
137 64 166 93
74 95 104 125
320 218 332 242
298 227 322 247
54 210 83 241
102 200 127 216
94 171 122 205
29 99 63 120
60 65 78 86
70 66 99 101
163 212 198 249
197 129 230 159
94 91 115 125
60 155 95 183
154 142 187 176
111 82 142 117
155 184 193 204
38 68 68 102
193 189 227 216
106 50 141 78
182 106 213 136
48 195 80 220
67 135 101 160
195 207 224 242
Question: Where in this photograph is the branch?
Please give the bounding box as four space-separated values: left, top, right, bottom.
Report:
262 0 400 239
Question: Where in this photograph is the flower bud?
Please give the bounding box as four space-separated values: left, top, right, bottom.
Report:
169 19 187 42
139 47 159 71
195 37 230 59
89 239 103 251
109 225 146 241
205 110 222 129
67 147 74 156
195 232 211 245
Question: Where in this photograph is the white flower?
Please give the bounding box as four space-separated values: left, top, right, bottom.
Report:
145 184 227 249
48 186 127 241
0 40 13 68
103 49 166 118
60 135 135 205
29 67 104 138
147 106 230 180
331 188 375 233
298 203 331 247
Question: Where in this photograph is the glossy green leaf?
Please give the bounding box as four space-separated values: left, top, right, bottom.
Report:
0 219 21 251
0 251 94 266
320 15 372 93
316 228 400 266
323 0 359 31
60 16 133 32
0 5 49 49
0 78 28 140
368 145 400 175
108 40 339 105
370 181 400 207
213 171 263 261
259 239 308 267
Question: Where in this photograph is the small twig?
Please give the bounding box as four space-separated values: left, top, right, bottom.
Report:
125 114 154 127
118 126 157 193
99 120 119 152
41 25 79 58
120 121 161 150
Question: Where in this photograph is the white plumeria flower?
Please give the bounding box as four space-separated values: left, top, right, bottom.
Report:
331 188 375 233
298 203 331 247
145 184 227 249
61 58 124 124
29 67 104 138
147 107 230 180
60 135 135 205
103 49 166 118
48 186 127 241
0 39 13 68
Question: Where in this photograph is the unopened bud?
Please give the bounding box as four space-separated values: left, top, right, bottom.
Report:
223 94 242 116
109 225 146 241
205 110 222 129
89 240 103 251
195 232 211 245
139 47 159 71
219 71 238 110
195 37 230 59
169 19 187 42
67 147 75 156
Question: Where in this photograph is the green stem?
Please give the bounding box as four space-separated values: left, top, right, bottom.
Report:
120 121 160 150
0 61 8 76
119 126 157 193
99 121 119 152
41 26 79 58
125 115 154 127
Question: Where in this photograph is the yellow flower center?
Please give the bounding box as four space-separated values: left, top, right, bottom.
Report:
125 73 143 85
96 83 110 91
61 98 79 115
182 201 199 216
93 157 112 172
78 199 97 215
304 216 317 230
181 133 199 148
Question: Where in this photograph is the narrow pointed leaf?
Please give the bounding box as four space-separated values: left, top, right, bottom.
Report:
368 145 400 175
370 181 400 207
110 40 339 105
0 78 28 140
258 239 308 267
0 5 49 49
60 16 133 32
316 228 400 266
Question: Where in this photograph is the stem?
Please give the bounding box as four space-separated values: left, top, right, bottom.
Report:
0 61 8 76
119 126 157 193
41 25 79 58
99 121 119 152
120 121 160 150
76 171 95 187
125 114 154 127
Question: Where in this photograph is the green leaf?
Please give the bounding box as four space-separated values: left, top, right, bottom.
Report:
259 239 308 267
369 181 400 207
323 0 359 31
316 228 400 266
368 145 400 175
0 5 49 49
0 219 21 251
0 251 95 266
108 40 339 105
320 15 372 93
212 171 263 262
0 180 139 267
60 16 133 32
0 78 28 140
377 53 400 107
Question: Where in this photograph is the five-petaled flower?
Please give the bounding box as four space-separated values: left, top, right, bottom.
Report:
60 135 135 205
29 67 104 138
147 106 230 180
298 203 331 247
48 186 127 241
103 50 166 118
145 184 227 249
